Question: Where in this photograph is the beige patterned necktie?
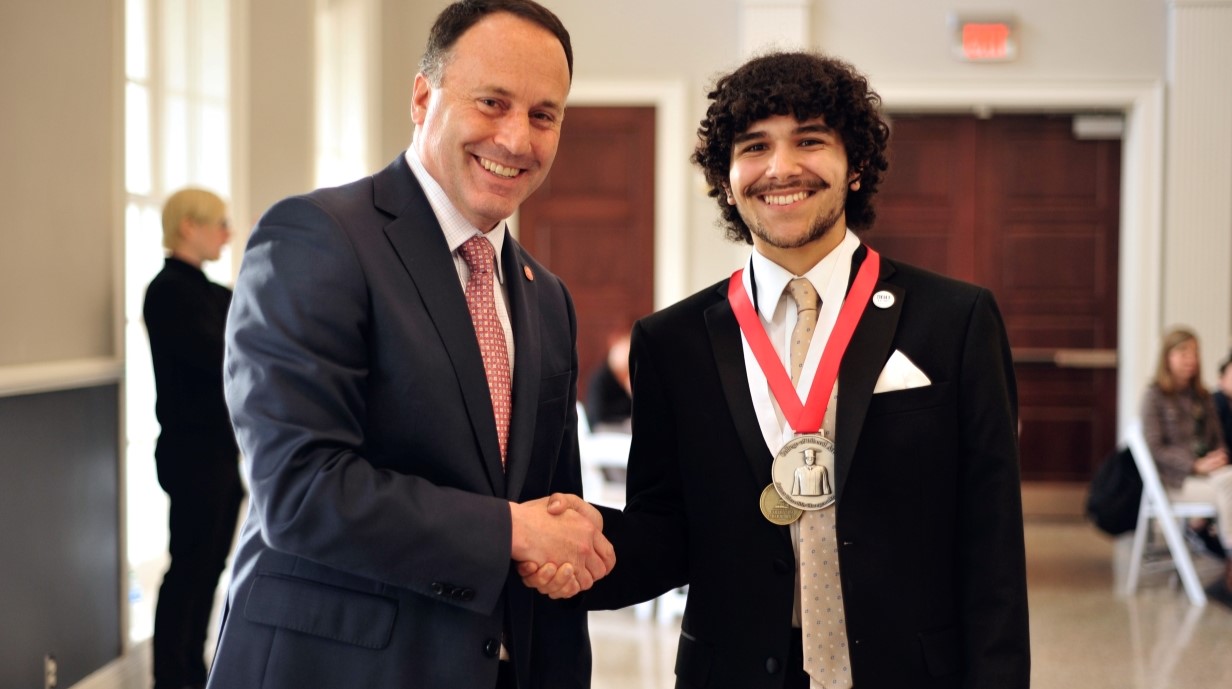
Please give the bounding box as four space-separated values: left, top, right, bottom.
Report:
785 277 852 688
460 235 511 468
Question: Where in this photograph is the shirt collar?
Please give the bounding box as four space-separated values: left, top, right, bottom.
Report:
405 146 508 283
747 229 860 318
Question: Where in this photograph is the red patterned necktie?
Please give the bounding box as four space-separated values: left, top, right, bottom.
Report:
459 235 512 468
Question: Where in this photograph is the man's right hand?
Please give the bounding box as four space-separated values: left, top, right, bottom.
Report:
510 494 615 598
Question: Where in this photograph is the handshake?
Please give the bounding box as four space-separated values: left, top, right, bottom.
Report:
510 493 615 599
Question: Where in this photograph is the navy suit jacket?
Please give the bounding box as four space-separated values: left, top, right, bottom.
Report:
586 249 1030 689
208 156 590 689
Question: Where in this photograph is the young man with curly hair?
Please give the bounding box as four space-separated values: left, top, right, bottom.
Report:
526 51 1030 689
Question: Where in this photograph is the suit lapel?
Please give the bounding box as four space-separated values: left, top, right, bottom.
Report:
706 284 796 548
835 249 901 502
704 285 779 491
502 239 540 501
376 157 507 495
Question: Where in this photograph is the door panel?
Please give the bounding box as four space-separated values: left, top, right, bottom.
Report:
873 117 977 277
517 107 656 399
873 115 1121 481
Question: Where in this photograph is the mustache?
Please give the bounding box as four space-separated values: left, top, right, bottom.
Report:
745 178 830 197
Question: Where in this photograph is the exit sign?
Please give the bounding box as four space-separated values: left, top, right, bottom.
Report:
950 14 1017 62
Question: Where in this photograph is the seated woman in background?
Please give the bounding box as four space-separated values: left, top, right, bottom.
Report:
1142 327 1232 606
585 332 633 434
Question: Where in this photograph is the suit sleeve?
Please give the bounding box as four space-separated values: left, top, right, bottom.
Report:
224 196 512 614
585 320 691 610
955 288 1031 688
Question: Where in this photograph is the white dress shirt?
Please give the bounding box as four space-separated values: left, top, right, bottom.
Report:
736 228 860 637
405 147 516 372
739 229 860 450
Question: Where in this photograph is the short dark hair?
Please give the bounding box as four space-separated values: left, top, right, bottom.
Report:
419 0 573 86
691 51 890 244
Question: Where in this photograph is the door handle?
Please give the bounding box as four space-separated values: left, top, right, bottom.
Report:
1012 348 1117 368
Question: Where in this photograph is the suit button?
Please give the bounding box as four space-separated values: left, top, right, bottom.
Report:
458 588 476 602
483 638 500 658
772 559 792 575
430 582 445 596
765 657 780 674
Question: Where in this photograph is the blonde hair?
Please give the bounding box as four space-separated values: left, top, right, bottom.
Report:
1154 326 1209 398
161 188 226 250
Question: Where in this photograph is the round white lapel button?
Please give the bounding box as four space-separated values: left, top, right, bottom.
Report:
872 290 895 309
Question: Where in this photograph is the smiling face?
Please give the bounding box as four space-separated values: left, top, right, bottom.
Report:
726 115 859 273
411 12 570 231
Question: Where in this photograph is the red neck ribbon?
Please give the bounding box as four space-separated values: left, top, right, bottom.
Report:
727 247 881 434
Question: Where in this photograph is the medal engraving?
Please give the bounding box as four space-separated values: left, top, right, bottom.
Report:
771 434 837 510
759 484 803 525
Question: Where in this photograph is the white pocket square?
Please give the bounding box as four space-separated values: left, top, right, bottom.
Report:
873 350 931 394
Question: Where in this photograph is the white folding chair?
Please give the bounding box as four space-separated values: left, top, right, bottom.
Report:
1123 419 1219 606
576 403 632 510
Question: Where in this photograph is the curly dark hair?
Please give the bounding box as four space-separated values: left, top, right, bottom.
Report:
692 51 890 244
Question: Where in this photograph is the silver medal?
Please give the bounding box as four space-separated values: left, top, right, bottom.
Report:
770 433 836 511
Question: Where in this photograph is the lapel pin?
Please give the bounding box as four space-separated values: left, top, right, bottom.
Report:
523 265 535 281
872 290 895 309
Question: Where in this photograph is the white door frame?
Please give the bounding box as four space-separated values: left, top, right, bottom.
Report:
864 80 1163 438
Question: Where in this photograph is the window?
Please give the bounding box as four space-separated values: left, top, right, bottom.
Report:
124 0 233 644
315 0 377 187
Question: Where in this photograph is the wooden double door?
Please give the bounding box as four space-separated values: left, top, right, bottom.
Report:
871 114 1121 482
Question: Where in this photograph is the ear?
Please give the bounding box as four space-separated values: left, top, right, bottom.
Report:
848 170 861 191
723 183 735 205
178 216 198 242
411 73 432 126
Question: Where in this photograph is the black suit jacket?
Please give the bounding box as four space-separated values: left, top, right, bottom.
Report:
208 156 590 689
587 248 1030 689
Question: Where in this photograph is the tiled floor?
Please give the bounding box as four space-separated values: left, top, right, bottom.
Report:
588 514 1232 689
108 486 1232 689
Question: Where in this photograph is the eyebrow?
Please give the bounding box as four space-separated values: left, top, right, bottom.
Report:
732 121 835 146
483 85 565 114
795 122 835 136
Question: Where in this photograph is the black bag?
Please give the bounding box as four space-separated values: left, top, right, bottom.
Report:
1085 446 1143 536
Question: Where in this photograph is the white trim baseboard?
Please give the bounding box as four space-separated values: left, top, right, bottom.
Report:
0 357 124 398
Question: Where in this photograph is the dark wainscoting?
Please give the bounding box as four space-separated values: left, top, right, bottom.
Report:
0 383 121 688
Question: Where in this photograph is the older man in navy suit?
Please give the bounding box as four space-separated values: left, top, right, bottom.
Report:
207 3 613 689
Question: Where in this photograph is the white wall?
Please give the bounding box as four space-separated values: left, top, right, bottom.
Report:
0 0 123 367
241 0 317 225
378 0 1174 305
813 0 1165 82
